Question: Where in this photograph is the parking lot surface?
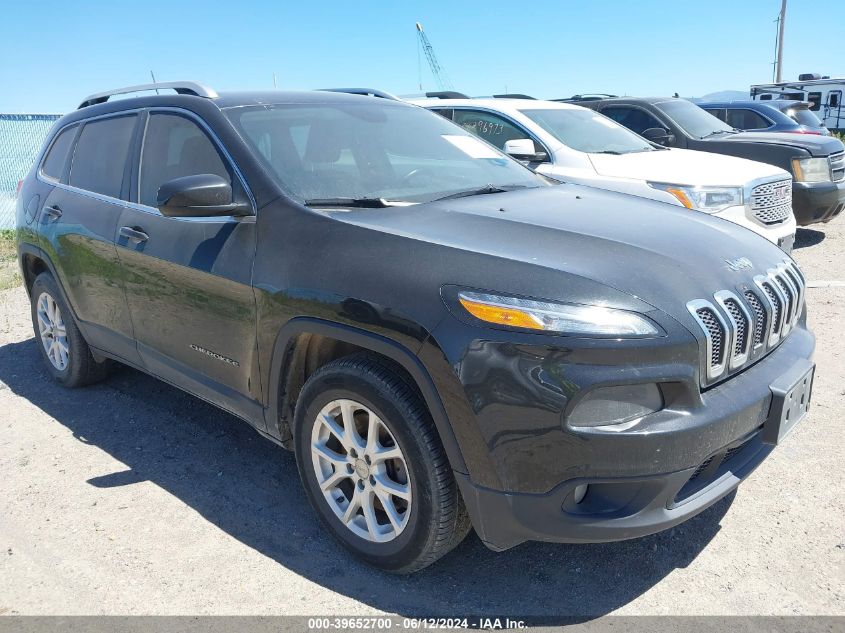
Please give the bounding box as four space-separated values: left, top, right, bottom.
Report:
0 222 843 618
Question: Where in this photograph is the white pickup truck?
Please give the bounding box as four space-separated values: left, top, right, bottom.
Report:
413 97 797 251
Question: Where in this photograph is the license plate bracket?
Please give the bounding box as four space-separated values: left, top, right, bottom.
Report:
763 360 814 445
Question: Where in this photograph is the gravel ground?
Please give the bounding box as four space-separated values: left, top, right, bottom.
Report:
0 223 843 618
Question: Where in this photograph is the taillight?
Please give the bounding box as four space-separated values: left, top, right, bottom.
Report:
16 180 23 195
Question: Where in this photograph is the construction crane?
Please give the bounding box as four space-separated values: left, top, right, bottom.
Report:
416 22 453 91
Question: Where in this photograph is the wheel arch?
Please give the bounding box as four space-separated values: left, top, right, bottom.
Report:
267 317 468 475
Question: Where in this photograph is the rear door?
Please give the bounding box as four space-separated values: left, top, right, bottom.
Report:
115 109 261 424
38 114 141 363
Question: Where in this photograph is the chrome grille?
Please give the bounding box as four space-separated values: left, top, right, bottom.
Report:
743 290 766 347
688 261 805 385
750 179 792 224
830 151 844 182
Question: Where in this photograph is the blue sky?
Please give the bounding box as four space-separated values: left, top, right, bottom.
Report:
4 0 842 113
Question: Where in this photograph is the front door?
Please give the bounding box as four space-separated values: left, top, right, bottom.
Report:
114 110 261 424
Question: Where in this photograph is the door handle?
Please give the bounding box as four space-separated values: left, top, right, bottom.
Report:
42 205 62 220
119 226 149 243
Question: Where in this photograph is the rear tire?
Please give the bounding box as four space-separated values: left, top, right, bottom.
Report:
30 272 113 387
293 353 471 573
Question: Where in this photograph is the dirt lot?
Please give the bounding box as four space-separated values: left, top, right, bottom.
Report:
0 223 843 618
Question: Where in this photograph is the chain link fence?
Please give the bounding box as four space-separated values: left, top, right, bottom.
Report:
0 114 61 229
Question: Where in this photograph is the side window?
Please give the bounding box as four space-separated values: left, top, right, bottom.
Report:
807 92 822 111
830 92 842 109
139 113 231 208
760 94 773 101
601 107 663 135
68 115 137 198
704 108 727 122
41 125 77 181
430 108 454 121
451 110 531 150
726 109 770 130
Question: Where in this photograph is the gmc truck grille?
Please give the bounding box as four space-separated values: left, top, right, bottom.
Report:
829 151 844 182
749 179 792 224
687 260 805 385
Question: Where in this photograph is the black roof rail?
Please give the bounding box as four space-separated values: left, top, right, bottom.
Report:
492 93 536 100
78 81 218 109
557 93 618 103
424 91 470 99
318 88 400 101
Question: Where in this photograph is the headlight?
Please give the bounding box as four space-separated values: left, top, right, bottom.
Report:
791 157 831 183
457 291 661 337
648 182 743 213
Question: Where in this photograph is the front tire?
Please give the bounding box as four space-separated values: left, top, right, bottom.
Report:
29 272 112 387
294 354 470 573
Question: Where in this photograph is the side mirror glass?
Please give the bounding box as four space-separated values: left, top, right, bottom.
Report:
156 174 252 218
503 138 549 162
641 127 675 146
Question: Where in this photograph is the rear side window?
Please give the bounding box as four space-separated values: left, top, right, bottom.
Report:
725 109 770 130
807 92 822 111
69 115 137 199
139 113 231 208
41 125 77 181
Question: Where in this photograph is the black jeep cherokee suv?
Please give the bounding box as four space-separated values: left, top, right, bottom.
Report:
16 82 815 573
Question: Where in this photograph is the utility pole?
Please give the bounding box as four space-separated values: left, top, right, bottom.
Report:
775 0 787 83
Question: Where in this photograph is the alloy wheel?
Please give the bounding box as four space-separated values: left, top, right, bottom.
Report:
36 292 69 371
310 399 412 543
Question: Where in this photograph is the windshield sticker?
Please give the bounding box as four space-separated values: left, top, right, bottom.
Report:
442 135 501 159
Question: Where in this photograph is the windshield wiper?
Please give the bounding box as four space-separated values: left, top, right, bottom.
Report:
432 184 531 202
593 150 623 155
304 197 402 208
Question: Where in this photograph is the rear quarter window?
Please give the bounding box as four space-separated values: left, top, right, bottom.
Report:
69 115 137 199
41 125 77 181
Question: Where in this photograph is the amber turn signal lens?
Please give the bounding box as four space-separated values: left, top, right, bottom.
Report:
664 187 694 209
458 296 543 330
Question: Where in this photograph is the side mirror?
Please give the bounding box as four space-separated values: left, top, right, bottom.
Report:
156 174 252 218
503 138 549 162
641 127 676 146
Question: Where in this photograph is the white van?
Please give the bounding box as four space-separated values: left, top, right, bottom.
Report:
412 97 797 250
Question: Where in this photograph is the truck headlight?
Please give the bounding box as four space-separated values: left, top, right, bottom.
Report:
457 291 662 337
648 182 743 213
791 157 831 183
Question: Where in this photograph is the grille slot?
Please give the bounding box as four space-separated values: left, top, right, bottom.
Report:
760 281 783 335
696 307 724 368
744 290 766 347
830 151 844 182
750 179 792 224
723 298 748 357
774 274 795 327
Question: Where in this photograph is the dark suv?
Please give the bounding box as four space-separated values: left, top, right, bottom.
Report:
16 82 815 573
573 96 845 226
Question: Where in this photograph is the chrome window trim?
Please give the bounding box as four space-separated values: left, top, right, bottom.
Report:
713 290 752 369
687 299 728 382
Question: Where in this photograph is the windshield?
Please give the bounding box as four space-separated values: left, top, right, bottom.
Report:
784 106 823 127
225 101 545 204
521 108 654 154
655 99 734 138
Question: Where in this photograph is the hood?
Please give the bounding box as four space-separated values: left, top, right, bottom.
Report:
331 185 794 321
588 147 788 186
717 131 843 157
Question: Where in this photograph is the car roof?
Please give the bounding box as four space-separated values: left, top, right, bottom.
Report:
408 97 584 112
699 99 808 109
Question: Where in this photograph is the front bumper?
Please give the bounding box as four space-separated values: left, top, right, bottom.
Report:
713 203 796 250
792 180 845 225
449 325 815 551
